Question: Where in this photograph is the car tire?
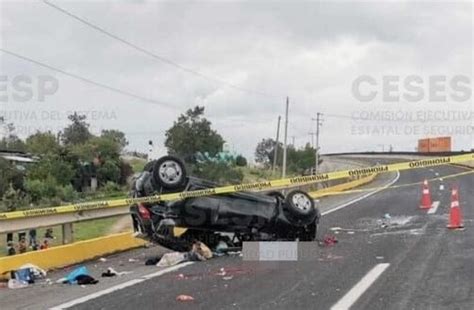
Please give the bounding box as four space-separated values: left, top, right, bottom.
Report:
152 156 187 190
284 190 316 218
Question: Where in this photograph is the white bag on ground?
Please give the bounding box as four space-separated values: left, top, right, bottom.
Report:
156 252 188 267
8 279 29 289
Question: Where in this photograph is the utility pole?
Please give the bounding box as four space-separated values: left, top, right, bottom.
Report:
282 96 289 178
312 113 324 174
272 115 281 173
291 136 296 146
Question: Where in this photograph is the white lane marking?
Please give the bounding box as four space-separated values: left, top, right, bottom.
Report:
330 263 390 310
427 201 440 214
50 262 194 309
322 171 400 216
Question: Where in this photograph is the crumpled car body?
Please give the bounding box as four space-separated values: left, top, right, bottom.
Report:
130 156 320 250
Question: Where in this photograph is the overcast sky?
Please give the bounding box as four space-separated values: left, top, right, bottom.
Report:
0 0 472 160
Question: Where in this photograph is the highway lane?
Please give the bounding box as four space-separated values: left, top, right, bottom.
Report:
60 164 473 310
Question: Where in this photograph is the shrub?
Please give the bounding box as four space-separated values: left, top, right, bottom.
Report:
235 155 248 167
193 161 244 185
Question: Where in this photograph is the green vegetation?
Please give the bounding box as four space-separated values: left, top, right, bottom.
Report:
0 114 132 212
255 138 320 174
165 106 225 163
165 106 246 185
127 157 147 173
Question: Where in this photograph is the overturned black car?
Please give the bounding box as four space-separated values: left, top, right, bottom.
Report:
130 156 320 250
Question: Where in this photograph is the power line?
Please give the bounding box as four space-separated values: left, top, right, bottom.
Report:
42 0 281 99
0 48 176 108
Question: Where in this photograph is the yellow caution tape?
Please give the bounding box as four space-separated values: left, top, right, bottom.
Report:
0 153 472 220
309 169 474 198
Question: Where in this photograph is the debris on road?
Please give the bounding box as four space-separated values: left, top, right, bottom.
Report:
155 241 213 267
6 263 48 289
157 252 188 267
8 279 29 289
145 256 162 265
128 258 139 263
377 215 413 229
99 257 107 262
75 275 99 285
216 267 226 276
318 235 338 247
101 267 132 277
18 264 47 279
57 266 99 285
176 294 195 302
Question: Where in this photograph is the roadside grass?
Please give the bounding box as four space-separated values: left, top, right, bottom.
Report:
127 157 147 173
239 166 296 182
0 217 121 257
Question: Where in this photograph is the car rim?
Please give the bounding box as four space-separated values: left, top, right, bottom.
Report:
292 193 312 212
158 160 182 184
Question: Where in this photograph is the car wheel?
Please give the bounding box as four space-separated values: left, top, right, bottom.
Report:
285 190 315 218
152 156 187 190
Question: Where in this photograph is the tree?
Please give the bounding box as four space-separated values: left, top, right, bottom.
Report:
286 143 315 174
62 113 91 145
0 123 26 152
255 138 282 167
25 131 60 155
165 106 224 163
0 157 24 197
255 139 315 173
27 154 75 186
235 155 247 167
101 129 128 151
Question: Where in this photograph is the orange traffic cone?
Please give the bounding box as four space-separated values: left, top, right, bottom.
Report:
420 179 432 209
447 186 464 229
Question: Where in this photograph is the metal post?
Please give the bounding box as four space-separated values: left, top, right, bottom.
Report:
272 116 281 173
282 97 289 178
62 223 74 244
313 113 323 174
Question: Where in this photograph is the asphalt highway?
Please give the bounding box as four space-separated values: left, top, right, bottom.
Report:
1 164 472 310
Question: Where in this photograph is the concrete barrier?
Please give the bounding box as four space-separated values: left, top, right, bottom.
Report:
0 232 146 276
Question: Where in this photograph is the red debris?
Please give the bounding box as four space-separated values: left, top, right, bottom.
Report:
176 294 195 302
